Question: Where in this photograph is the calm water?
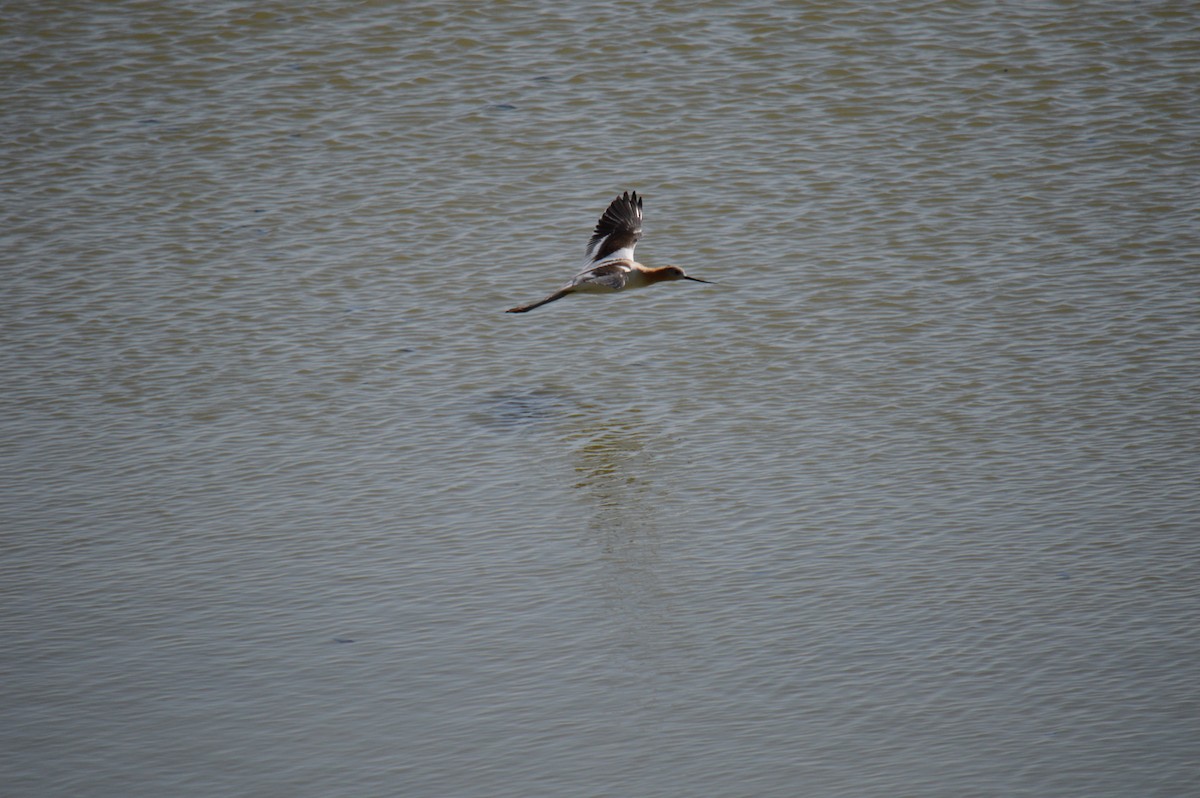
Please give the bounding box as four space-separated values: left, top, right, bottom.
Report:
4 2 1198 796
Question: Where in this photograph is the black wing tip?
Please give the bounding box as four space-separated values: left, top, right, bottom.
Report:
606 190 643 223
616 190 642 209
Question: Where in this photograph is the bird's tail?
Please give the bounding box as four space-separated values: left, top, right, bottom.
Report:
506 287 572 313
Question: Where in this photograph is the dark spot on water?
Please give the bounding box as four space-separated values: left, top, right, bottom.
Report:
478 388 569 429
490 103 517 111
333 638 355 644
138 118 160 125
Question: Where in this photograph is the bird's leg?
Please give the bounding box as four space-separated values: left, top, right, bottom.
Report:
506 286 573 313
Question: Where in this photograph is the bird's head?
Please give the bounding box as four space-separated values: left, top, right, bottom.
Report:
658 265 713 284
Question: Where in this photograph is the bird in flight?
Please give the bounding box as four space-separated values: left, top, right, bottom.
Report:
506 191 712 313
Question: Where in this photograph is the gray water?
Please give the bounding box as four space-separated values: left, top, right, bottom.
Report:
3 2 1198 796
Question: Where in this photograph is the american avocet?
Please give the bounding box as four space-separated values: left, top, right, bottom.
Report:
505 191 712 313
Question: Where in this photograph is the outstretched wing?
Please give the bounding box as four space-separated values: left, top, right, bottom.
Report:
584 191 643 264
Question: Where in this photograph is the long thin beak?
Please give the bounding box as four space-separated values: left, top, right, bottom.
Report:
684 276 714 284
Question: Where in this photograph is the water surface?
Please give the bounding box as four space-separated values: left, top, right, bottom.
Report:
3 2 1198 796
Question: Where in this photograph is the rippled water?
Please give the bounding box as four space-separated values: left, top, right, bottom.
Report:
4 2 1198 796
